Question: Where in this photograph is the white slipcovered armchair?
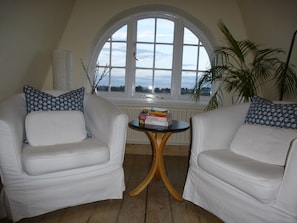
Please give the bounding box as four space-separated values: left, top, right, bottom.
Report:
0 89 128 222
183 98 297 223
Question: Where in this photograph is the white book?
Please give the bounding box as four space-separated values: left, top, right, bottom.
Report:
145 119 172 126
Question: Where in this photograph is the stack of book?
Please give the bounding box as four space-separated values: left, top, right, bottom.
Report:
139 107 172 126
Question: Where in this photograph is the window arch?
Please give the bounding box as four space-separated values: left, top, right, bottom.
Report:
88 10 213 104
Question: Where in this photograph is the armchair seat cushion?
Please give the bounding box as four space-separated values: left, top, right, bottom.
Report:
198 149 284 202
22 138 109 176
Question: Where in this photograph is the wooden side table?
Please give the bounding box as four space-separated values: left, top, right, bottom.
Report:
128 119 190 201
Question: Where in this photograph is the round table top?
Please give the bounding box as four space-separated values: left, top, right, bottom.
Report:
128 119 190 133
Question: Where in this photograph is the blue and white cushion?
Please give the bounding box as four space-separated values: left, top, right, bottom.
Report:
23 85 85 113
244 96 297 129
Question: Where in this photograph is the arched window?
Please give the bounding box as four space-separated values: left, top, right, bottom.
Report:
88 11 212 104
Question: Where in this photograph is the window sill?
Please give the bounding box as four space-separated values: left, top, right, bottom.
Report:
97 94 209 108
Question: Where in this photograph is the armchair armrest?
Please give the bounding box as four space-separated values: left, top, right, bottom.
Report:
84 94 128 163
191 103 250 158
0 94 27 178
277 137 297 216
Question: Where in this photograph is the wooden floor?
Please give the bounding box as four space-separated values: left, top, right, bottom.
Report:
0 154 223 223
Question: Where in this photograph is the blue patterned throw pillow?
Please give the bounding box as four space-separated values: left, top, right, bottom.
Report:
245 96 297 129
23 85 85 113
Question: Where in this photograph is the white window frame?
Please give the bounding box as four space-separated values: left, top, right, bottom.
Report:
87 11 213 105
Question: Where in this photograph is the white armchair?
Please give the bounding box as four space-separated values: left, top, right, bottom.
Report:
183 100 297 223
0 90 128 222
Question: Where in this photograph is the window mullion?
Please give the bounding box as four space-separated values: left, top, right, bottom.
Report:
196 40 200 81
126 18 137 97
109 40 112 92
152 18 158 93
171 19 183 99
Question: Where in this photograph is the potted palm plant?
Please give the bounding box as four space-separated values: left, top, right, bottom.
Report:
193 21 297 110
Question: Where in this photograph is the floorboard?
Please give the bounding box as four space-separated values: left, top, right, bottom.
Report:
0 154 223 223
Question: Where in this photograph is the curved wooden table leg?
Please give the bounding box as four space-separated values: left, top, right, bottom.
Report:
129 131 183 201
128 146 158 196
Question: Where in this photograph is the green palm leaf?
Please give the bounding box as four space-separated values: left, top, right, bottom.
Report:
192 21 297 111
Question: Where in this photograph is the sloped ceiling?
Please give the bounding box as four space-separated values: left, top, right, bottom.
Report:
237 0 297 57
0 0 76 100
237 0 297 100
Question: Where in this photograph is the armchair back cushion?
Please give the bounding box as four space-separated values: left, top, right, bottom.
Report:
25 110 87 146
230 124 297 166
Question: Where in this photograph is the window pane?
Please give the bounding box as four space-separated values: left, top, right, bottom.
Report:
197 72 211 96
97 42 110 65
198 46 210 70
111 68 125 92
137 18 155 42
154 70 171 93
184 27 198 45
183 45 198 70
181 71 196 94
136 43 154 68
112 25 127 41
155 44 173 69
97 73 109 92
111 42 126 66
135 69 153 93
181 71 211 95
156 19 174 43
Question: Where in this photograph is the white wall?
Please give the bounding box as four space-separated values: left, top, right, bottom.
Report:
53 0 246 94
51 0 297 103
0 0 296 101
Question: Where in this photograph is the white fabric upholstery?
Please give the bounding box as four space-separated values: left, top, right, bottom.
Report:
0 92 128 222
25 110 87 146
198 150 284 202
183 103 297 223
22 138 109 176
230 124 297 165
